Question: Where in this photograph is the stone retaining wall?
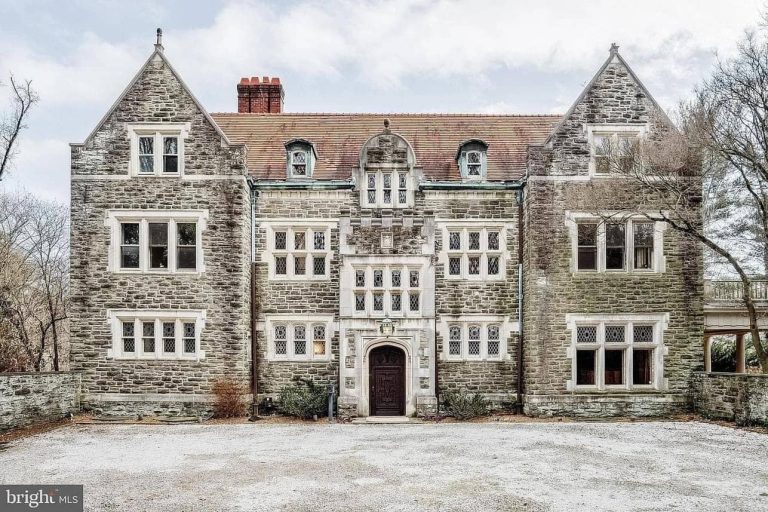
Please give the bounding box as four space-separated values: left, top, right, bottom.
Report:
691 372 768 426
0 372 80 432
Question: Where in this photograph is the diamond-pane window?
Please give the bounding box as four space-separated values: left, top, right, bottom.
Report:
398 190 407 204
633 325 654 343
293 256 306 275
409 270 419 288
367 173 376 189
356 270 365 287
313 256 326 275
142 321 155 353
468 325 481 355
373 270 383 287
373 293 384 311
488 232 500 250
391 294 401 311
275 256 287 275
577 326 597 344
468 257 480 275
291 151 307 176
313 325 326 356
183 322 196 353
488 325 500 356
449 326 461 355
469 232 480 250
313 232 325 250
391 270 401 287
449 257 461 275
294 325 306 355
275 231 287 250
488 256 500 275
605 325 625 343
122 321 135 352
367 190 376 204
294 231 305 250
409 292 420 311
163 322 175 353
355 294 365 311
449 232 461 250
275 325 287 355
467 151 482 175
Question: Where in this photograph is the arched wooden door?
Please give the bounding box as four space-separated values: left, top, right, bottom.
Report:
369 345 406 416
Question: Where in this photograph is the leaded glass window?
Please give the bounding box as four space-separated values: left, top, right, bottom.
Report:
577 326 597 344
183 322 196 353
449 326 462 355
294 325 306 355
274 325 287 355
163 322 175 353
487 325 500 356
468 325 481 355
122 321 135 353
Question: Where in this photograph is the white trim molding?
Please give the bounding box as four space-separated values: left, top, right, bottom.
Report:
565 312 669 392
106 309 206 361
438 315 518 361
105 209 208 274
564 211 666 274
264 314 336 362
126 122 191 177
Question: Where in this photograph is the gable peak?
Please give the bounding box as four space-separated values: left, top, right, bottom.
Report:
154 28 164 53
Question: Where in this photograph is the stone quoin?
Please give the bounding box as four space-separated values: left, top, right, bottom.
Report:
69 32 702 418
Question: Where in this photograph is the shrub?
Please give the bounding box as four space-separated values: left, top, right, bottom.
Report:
212 378 248 418
279 378 328 419
441 389 489 419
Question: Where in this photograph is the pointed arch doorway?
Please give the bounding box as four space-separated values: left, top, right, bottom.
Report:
368 345 406 416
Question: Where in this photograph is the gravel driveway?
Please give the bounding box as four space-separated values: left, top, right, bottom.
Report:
1 421 767 511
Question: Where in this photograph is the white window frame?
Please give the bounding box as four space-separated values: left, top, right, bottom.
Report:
439 223 508 281
263 222 334 281
586 124 647 177
264 315 334 361
459 149 487 180
106 210 208 274
363 169 412 208
127 122 190 177
565 212 666 274
566 313 668 391
351 263 423 318
107 309 206 361
439 316 516 361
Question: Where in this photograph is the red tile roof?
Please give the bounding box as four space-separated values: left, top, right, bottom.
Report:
210 113 561 181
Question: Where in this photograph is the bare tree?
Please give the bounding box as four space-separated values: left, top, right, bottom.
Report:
585 26 768 372
0 75 38 181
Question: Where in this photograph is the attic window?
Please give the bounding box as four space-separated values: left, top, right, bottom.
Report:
127 123 190 177
285 140 316 179
456 140 488 180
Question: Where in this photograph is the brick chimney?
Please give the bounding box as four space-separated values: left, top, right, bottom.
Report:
237 76 284 113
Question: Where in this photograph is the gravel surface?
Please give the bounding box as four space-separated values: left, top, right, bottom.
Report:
1 421 767 511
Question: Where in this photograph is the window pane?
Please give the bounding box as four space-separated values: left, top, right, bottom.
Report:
367 173 376 189
177 247 196 270
143 321 155 353
139 136 154 172
314 232 325 250
577 223 597 245
468 257 480 275
398 173 407 189
149 223 168 269
275 256 287 275
449 325 461 355
605 325 625 343
164 137 178 155
409 292 419 311
139 136 154 155
313 325 326 355
274 325 287 355
163 322 175 353
488 256 500 275
275 231 287 250
163 155 178 173
633 325 654 343
409 270 419 288
469 232 480 250
122 223 139 245
576 326 597 343
391 294 401 311
449 257 461 276
122 321 135 353
605 224 625 270
488 325 500 356
373 293 384 311
488 232 500 250
367 190 376 204
177 223 196 246
355 293 366 311
633 349 653 385
313 256 326 275
183 322 195 354
398 190 407 204
633 222 654 270
448 232 461 250
605 349 624 385
468 326 480 355
576 350 596 385
373 270 383 287
295 325 306 355
121 246 140 269
578 248 597 270
355 269 365 287
577 224 597 270
294 256 306 275
383 174 391 188
294 231 306 250
391 270 401 287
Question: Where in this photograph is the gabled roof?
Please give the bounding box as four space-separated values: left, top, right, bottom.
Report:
211 113 559 181
544 45 673 145
77 47 231 146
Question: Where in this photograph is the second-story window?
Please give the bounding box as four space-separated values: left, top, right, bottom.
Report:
443 226 504 280
365 170 411 208
352 264 422 317
270 226 331 280
572 217 660 273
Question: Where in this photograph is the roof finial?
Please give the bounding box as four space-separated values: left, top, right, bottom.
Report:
610 42 619 55
155 28 164 52
383 118 391 133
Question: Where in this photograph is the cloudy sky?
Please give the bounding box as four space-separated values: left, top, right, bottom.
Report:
0 0 765 203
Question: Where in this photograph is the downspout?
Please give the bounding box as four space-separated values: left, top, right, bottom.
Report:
516 187 525 414
250 187 259 417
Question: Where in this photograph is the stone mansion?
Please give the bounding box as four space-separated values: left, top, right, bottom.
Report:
69 35 703 418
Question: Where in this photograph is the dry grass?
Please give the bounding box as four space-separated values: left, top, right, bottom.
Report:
211 378 248 418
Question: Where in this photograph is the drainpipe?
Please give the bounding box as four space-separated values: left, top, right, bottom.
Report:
515 187 525 414
250 187 260 418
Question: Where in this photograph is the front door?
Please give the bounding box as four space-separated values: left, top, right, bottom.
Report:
369 345 405 416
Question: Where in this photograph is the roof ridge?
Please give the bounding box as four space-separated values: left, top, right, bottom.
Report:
210 112 562 118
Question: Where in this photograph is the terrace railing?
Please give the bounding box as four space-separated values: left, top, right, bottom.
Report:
704 280 768 302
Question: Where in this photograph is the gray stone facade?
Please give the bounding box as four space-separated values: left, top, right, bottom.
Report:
691 372 768 425
69 43 703 418
0 372 80 432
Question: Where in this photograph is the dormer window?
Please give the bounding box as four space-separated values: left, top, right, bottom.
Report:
285 139 317 179
456 140 488 180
